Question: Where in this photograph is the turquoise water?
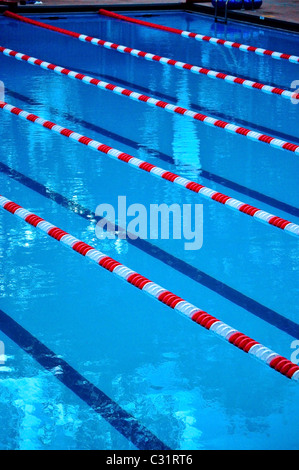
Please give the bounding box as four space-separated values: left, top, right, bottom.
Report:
0 10 298 450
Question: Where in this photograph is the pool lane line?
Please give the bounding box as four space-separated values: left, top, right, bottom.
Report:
199 170 299 219
5 87 299 219
1 46 299 157
4 13 299 104
1 101 299 238
99 9 299 66
67 69 299 146
4 87 173 164
56 65 299 146
1 160 298 340
0 308 169 451
7 70 299 149
1 194 299 383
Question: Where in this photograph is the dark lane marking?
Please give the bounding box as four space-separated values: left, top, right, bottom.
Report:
0 308 170 450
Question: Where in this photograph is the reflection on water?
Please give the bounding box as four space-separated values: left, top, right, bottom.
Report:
0 10 298 450
172 72 201 175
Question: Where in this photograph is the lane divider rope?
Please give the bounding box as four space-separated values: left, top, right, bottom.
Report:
2 159 298 339
3 12 298 103
99 9 299 66
0 193 298 382
1 45 299 157
1 100 298 238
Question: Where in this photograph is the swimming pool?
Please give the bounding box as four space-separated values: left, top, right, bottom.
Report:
0 6 298 450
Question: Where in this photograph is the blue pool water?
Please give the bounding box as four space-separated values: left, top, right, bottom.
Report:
0 9 298 450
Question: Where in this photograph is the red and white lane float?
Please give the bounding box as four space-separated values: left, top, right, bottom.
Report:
99 9 299 65
3 12 299 103
0 193 298 382
1 101 298 238
1 46 299 156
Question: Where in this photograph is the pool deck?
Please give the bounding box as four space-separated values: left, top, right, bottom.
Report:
1 0 299 30
196 0 299 25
